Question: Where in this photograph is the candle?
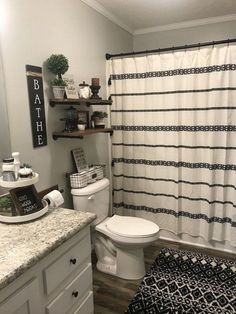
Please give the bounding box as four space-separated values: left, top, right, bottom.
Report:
92 78 99 86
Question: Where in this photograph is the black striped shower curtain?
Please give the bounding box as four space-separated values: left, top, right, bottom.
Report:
107 46 236 246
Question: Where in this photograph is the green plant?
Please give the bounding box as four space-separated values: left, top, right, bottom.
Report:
78 120 86 124
0 196 12 209
46 54 69 80
20 163 32 168
91 111 108 119
51 78 67 86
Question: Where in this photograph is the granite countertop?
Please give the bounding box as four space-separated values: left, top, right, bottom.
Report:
0 208 96 290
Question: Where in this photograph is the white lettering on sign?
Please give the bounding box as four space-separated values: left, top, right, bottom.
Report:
37 134 43 145
36 121 43 132
34 94 41 104
35 107 41 118
33 79 40 90
19 194 27 202
26 65 47 147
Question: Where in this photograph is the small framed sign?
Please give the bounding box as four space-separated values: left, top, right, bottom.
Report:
71 147 88 172
77 111 90 128
63 74 79 99
10 185 43 216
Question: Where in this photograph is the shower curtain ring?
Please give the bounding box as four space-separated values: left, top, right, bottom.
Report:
212 41 215 49
228 39 230 47
198 43 201 51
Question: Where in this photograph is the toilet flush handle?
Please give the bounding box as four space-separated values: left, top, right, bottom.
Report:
88 194 96 200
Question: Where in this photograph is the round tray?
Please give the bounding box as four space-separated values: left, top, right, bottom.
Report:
0 200 48 224
0 173 39 188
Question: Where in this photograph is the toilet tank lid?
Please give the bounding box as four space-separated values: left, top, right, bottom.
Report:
71 178 109 196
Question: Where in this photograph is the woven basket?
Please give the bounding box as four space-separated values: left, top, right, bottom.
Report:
70 172 88 189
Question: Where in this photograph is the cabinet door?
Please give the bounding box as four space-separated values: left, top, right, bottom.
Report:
0 278 42 314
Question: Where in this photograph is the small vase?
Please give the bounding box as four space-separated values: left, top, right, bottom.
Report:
52 86 65 99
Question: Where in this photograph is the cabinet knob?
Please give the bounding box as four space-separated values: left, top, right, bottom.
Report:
70 258 77 265
72 291 79 298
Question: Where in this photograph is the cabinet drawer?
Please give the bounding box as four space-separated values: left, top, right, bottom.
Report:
72 291 93 314
44 233 90 295
46 263 92 314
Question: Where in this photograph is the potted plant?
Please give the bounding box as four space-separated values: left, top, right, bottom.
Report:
0 195 16 216
46 54 69 99
77 120 86 131
91 111 108 128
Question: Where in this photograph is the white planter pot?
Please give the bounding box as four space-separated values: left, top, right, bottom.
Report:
77 124 86 131
52 86 65 100
94 117 105 128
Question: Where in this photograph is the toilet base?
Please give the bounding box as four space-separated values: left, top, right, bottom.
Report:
116 247 146 280
96 243 146 280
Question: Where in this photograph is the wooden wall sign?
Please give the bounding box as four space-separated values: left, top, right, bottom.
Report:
10 185 43 216
26 65 47 148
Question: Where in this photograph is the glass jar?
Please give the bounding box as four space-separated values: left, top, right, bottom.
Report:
79 81 90 99
2 158 16 181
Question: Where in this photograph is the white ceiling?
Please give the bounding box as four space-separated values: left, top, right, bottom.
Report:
81 0 236 34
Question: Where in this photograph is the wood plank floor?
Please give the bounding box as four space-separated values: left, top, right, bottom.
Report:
92 239 235 314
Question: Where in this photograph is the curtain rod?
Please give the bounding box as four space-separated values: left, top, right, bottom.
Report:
106 38 236 60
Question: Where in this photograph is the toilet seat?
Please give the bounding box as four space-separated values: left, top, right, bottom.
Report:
106 215 159 238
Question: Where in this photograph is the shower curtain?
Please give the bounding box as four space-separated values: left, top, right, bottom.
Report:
107 45 236 247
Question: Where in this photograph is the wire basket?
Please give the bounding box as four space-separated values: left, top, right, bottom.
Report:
70 172 88 189
94 166 104 180
87 168 97 184
91 164 106 178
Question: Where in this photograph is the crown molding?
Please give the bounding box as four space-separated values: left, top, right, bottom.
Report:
80 0 133 34
134 14 236 35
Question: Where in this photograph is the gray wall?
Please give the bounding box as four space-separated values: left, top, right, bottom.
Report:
134 20 236 50
0 0 132 205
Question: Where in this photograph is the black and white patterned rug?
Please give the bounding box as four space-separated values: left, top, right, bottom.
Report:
126 248 236 314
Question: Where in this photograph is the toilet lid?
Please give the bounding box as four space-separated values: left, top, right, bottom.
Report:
106 215 159 238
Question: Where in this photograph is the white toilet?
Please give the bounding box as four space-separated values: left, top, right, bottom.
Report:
71 178 159 280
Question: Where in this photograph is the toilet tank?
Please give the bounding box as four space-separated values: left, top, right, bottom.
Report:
71 178 109 225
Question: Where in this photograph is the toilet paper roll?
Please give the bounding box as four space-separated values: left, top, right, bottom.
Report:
43 190 64 209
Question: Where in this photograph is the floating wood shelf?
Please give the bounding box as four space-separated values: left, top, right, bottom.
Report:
49 98 112 107
52 128 113 140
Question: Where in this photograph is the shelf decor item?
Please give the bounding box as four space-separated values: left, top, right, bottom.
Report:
77 121 86 130
46 54 69 100
79 81 90 99
77 111 89 128
65 106 78 132
63 74 79 99
90 77 101 99
91 111 108 128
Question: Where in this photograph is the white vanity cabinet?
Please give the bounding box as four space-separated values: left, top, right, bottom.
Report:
0 226 93 314
0 278 41 314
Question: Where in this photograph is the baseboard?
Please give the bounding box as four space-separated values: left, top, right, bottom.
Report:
158 235 236 256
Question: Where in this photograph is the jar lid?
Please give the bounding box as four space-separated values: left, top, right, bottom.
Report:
79 81 89 87
2 158 14 163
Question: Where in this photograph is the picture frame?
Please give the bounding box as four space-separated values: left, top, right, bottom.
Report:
77 111 90 128
10 185 43 216
0 193 17 217
71 147 88 172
